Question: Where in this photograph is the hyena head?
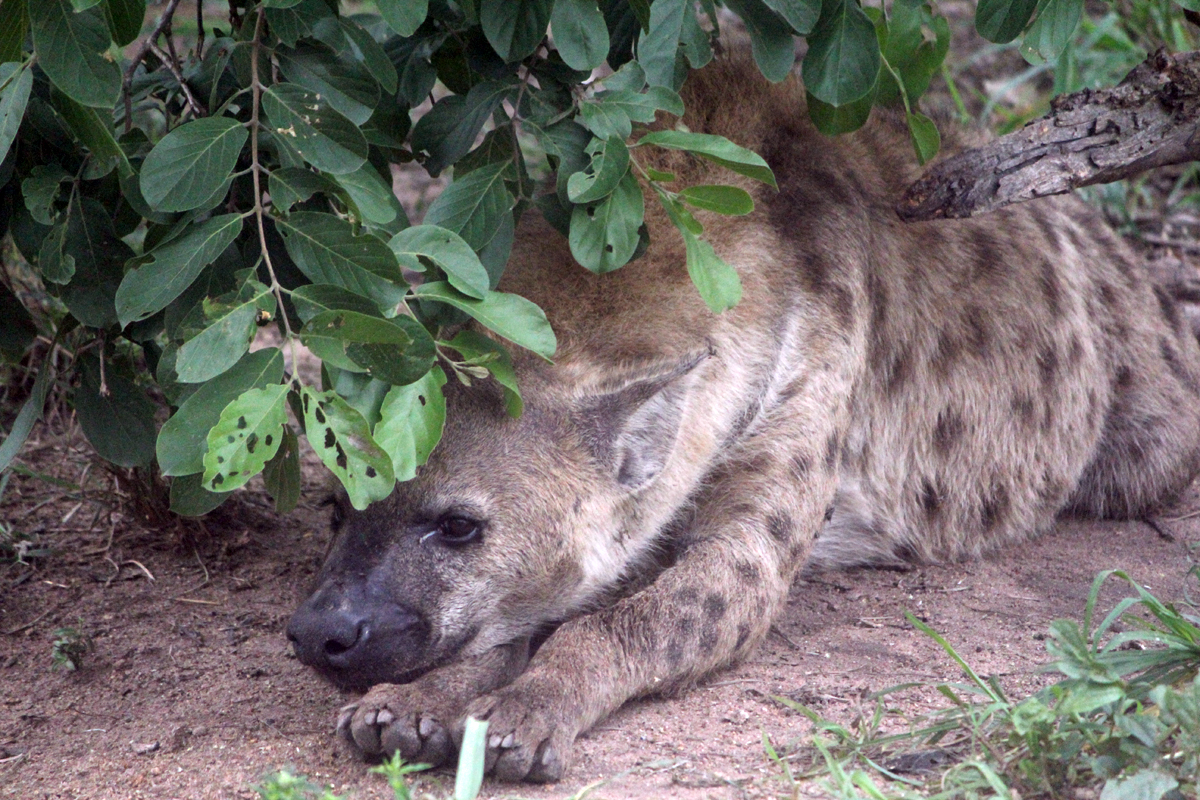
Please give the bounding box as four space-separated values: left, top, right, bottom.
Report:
287 352 706 691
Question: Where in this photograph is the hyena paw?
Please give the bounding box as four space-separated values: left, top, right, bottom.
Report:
461 679 577 783
337 683 456 767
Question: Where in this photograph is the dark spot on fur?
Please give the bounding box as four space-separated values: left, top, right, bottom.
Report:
735 562 761 584
1098 282 1118 309
824 504 835 522
777 375 809 403
933 410 965 455
828 285 854 331
920 479 941 518
933 331 962 377
703 593 728 621
965 309 990 357
699 625 719 655
1115 365 1133 390
885 346 913 396
767 512 794 543
789 452 811 482
1041 399 1056 433
1037 346 1059 386
1068 335 1083 366
980 484 1010 531
1087 389 1099 424
735 623 752 652
1039 260 1062 316
824 434 840 470
970 230 1004 282
893 541 920 562
1031 206 1061 248
1012 394 1036 427
674 588 700 606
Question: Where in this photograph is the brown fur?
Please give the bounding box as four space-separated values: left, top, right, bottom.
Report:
288 54 1200 782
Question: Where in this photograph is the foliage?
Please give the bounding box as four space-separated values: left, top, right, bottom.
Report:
0 0 1193 514
772 569 1200 799
50 624 92 671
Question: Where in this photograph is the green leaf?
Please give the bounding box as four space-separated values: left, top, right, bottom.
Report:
976 0 1039 43
803 0 881 106
377 0 428 36
636 130 777 188
313 17 399 96
551 0 609 72
169 472 229 516
302 310 435 386
29 0 120 108
23 164 70 226
374 366 447 481
276 43 380 126
326 368 392 428
806 88 874 135
455 717 489 800
481 0 553 62
637 0 686 88
660 192 742 312
299 386 395 510
567 136 630 203
291 284 384 323
762 0 821 33
262 84 369 175
104 0 145 46
37 221 74 284
116 214 244 327
74 355 157 469
0 62 32 167
577 87 684 139
56 198 131 328
446 330 523 417
0 344 56 473
415 282 556 360
140 117 249 212
269 167 338 213
262 423 301 513
678 184 754 215
275 211 408 310
202 384 289 493
1097 770 1178 800
176 279 277 383
0 0 29 64
569 171 645 273
1021 0 1083 63
411 80 515 176
0 281 36 356
906 111 940 165
265 0 333 47
332 163 398 226
157 348 285 476
51 89 133 179
423 160 515 257
388 225 490 300
722 0 798 81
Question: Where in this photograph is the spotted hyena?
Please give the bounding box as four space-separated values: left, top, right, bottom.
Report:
286 54 1200 782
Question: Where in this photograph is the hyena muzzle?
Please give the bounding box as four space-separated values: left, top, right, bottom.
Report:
286 54 1200 782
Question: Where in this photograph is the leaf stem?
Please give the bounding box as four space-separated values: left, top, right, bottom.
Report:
123 0 186 134
248 5 300 377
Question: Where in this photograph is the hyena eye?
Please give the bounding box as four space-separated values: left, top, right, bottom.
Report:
435 516 483 547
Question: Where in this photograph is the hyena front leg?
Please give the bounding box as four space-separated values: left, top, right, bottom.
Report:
462 413 844 782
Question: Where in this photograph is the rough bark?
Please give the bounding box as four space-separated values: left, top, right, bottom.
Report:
897 49 1200 222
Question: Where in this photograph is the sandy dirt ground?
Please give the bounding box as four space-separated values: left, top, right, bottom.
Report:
2 454 1197 800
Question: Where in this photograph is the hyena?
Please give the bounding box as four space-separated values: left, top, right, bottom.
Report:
286 54 1200 782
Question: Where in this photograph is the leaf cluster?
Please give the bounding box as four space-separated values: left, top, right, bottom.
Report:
0 0 1186 514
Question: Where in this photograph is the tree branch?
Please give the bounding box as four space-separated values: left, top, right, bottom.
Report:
897 50 1200 222
122 0 185 133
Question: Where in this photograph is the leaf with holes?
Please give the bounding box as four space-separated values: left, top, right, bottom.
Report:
374 366 447 481
569 171 644 274
157 348 285 477
202 384 289 493
169 472 228 516
140 117 248 212
23 162 70 224
302 310 435 386
332 163 398 226
276 43 380 126
300 386 395 510
567 136 630 204
262 84 368 175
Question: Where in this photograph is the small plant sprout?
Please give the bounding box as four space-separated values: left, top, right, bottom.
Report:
50 625 92 672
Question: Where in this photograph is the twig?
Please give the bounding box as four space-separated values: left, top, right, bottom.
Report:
196 0 206 57
122 0 186 133
122 559 156 582
1142 235 1200 254
149 41 206 119
2 607 54 636
174 597 220 606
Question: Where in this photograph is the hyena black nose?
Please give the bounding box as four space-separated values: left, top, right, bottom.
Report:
286 585 430 689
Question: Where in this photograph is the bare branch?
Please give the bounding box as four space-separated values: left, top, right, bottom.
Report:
148 41 206 120
897 50 1200 222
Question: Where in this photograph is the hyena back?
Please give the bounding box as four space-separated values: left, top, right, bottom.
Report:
286 55 1200 782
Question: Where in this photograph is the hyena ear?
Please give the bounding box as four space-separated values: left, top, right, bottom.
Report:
576 349 711 492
